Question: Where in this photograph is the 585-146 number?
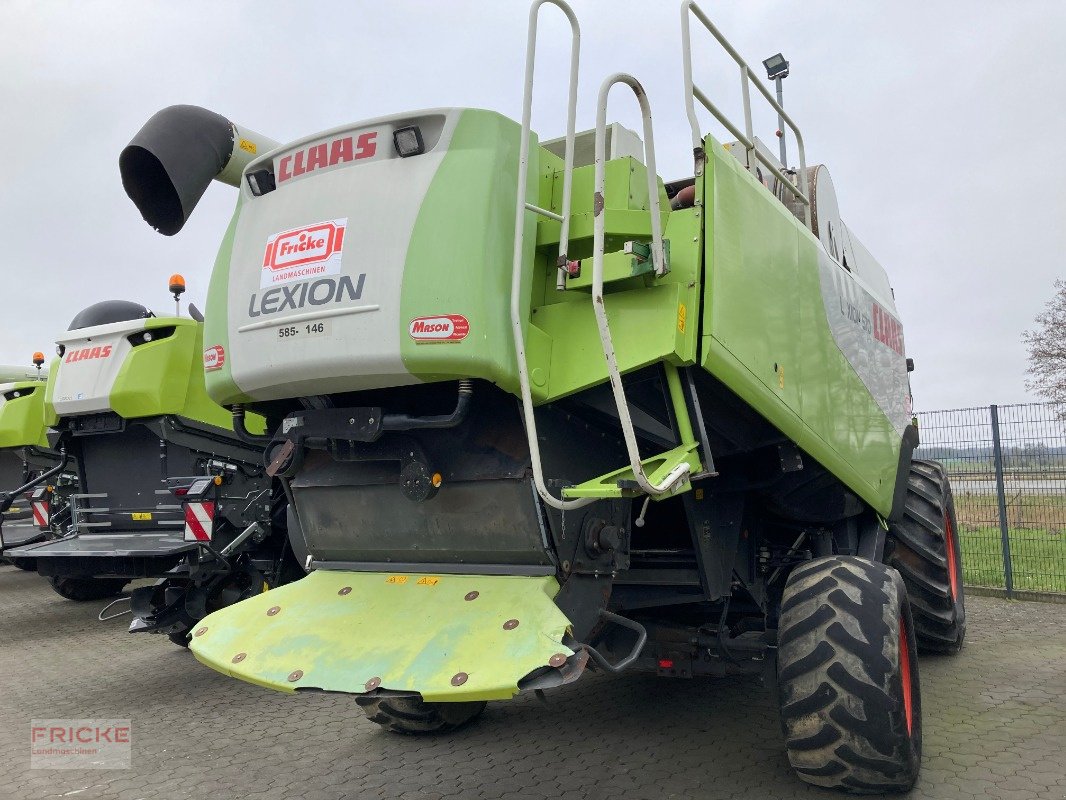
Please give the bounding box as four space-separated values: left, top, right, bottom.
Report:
276 321 329 339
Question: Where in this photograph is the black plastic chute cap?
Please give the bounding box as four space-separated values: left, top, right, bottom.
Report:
120 105 234 236
68 301 153 331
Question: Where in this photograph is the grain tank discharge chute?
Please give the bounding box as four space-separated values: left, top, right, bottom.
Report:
119 1 965 792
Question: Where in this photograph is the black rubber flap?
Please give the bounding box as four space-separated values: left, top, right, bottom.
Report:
120 104 234 235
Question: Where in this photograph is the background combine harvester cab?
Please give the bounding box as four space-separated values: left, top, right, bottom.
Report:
119 1 965 792
4 282 302 644
0 355 76 569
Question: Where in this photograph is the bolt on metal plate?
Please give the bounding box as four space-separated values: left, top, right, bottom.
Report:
503 619 520 630
464 591 479 601
232 652 246 664
267 605 281 616
548 653 567 668
194 626 208 637
338 586 352 596
451 672 468 686
364 677 381 691
287 669 304 682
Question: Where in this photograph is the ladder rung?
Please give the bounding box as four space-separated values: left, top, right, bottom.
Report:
525 201 564 223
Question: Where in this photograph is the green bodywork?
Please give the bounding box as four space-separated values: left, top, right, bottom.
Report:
189 570 573 702
0 381 49 450
191 110 904 699
698 139 899 514
44 317 263 432
203 204 247 403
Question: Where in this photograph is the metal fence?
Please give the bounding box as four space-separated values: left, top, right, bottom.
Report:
915 402 1066 597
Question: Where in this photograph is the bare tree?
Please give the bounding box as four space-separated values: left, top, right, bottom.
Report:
1023 279 1066 405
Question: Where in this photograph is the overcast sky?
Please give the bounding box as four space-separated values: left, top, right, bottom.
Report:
2 1 1064 412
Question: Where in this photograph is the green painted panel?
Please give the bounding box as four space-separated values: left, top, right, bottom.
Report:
190 570 574 702
529 282 692 401
399 110 536 391
203 200 247 405
699 136 900 513
42 359 60 427
107 318 230 429
0 381 49 449
526 200 701 403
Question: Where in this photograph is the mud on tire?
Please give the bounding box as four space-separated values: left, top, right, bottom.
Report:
49 576 129 602
778 555 921 793
355 695 486 735
887 459 966 654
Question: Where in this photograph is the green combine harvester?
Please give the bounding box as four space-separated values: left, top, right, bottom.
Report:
119 1 965 791
6 289 301 643
0 359 74 569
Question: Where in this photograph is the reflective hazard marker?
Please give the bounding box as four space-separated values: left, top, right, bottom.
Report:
32 501 49 528
183 501 216 542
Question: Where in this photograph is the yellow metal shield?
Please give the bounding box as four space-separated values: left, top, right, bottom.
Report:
189 569 575 702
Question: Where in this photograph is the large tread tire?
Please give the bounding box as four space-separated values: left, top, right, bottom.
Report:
49 576 129 602
887 459 966 654
355 695 486 735
778 555 921 794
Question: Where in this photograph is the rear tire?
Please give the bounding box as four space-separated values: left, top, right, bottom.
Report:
887 459 966 654
10 558 37 571
778 555 921 794
355 695 486 735
49 576 129 602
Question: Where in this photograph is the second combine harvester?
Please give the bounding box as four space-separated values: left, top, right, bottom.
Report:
6 286 301 642
119 2 965 792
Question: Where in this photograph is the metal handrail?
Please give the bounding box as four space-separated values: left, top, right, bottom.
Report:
509 0 595 511
680 0 811 228
592 73 691 498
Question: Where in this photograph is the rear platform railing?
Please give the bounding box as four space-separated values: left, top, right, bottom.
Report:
590 73 692 497
680 0 811 228
510 0 596 511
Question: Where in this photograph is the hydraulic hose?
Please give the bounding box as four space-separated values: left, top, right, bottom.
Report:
231 405 273 447
0 449 69 514
381 380 473 432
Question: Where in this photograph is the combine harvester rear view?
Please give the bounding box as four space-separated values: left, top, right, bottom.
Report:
0 358 74 569
7 283 302 644
120 1 965 791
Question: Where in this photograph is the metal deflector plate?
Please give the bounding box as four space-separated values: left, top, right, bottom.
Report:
190 570 576 702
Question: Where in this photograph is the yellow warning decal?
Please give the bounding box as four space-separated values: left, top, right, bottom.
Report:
239 139 257 155
677 303 687 333
131 512 152 521
385 575 408 585
416 577 440 586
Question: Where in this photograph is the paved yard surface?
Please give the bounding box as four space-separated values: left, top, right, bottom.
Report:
1 565 1064 800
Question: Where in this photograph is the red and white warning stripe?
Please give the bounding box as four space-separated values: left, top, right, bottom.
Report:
183 501 216 542
32 501 50 528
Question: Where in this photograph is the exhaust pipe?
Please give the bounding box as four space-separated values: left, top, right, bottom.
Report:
120 105 278 235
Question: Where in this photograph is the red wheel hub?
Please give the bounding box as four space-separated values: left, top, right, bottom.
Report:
899 617 914 736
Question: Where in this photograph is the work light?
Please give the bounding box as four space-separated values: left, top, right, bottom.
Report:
393 126 425 157
763 53 789 80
